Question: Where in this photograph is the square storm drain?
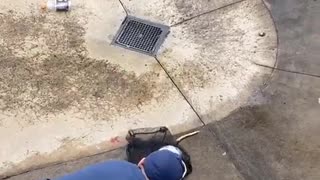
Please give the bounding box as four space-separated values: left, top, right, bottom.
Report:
113 16 170 56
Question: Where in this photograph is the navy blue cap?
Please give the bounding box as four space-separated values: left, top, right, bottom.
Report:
144 150 185 180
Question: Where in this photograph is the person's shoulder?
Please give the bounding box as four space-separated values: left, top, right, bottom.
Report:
98 160 137 168
56 160 144 180
98 160 145 179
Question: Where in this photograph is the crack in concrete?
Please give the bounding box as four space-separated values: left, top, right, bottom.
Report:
171 0 245 27
118 0 128 16
254 63 320 78
154 57 206 126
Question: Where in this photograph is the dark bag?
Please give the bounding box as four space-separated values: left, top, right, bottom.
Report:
126 127 192 178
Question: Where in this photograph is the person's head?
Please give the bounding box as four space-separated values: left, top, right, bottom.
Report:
138 146 187 180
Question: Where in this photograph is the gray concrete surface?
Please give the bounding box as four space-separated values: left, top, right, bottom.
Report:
2 0 320 179
265 0 320 76
179 128 245 180
212 74 320 180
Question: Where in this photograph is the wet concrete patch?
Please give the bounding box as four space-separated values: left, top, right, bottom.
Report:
211 71 320 180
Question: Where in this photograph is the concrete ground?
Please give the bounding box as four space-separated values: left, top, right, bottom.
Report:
1 0 320 179
0 0 276 177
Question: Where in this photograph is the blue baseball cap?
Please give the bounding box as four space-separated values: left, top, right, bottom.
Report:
143 149 186 180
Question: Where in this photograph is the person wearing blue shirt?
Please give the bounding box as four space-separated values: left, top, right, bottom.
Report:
54 145 187 180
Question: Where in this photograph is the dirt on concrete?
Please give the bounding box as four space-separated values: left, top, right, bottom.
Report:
0 11 162 123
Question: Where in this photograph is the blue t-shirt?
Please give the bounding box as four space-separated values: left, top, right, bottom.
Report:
55 160 145 180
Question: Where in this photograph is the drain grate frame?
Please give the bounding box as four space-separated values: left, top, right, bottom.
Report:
112 16 170 56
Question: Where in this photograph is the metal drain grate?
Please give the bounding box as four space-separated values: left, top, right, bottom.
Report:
113 16 170 56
